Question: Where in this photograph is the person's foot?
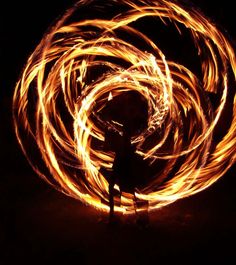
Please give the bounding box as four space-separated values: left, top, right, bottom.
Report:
136 215 150 229
107 214 120 228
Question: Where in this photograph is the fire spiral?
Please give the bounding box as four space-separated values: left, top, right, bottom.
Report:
13 0 236 214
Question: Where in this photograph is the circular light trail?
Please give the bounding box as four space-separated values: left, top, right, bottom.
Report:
13 0 236 214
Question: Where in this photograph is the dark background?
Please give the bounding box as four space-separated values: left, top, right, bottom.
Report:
0 1 236 264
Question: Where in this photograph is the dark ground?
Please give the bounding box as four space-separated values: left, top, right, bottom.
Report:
0 1 236 264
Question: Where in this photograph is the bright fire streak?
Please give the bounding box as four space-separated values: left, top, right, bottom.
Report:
13 0 236 214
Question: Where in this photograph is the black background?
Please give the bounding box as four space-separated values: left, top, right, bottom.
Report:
0 1 236 264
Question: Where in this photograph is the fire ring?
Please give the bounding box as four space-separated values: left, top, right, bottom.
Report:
13 0 236 214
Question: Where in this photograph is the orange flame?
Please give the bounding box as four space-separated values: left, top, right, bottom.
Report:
13 0 236 214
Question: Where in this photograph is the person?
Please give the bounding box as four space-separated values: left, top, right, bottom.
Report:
103 122 149 226
98 91 150 225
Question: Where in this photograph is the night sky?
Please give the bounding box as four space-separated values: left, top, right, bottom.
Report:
1 1 236 264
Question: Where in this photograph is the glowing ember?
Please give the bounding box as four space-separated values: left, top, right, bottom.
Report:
13 0 236 214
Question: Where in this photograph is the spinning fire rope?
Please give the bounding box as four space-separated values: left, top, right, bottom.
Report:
13 0 236 214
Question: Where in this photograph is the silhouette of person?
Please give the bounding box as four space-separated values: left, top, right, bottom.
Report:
98 91 150 225
103 121 149 226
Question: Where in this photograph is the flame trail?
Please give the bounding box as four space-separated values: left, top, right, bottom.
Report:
13 0 236 214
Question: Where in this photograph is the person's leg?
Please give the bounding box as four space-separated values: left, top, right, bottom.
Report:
109 181 115 223
135 197 150 228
